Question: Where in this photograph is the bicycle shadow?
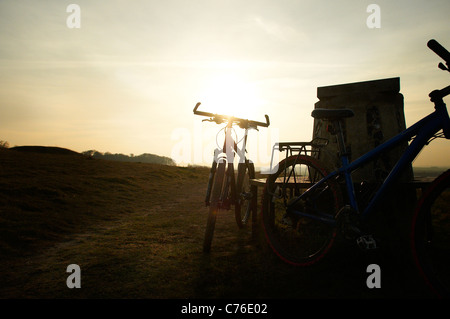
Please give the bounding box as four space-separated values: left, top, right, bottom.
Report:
192 210 434 299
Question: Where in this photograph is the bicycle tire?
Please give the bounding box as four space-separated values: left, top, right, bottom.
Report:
204 160 217 206
203 160 227 253
235 161 256 228
261 155 343 266
411 169 450 297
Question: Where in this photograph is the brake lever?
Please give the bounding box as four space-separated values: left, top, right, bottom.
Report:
438 62 450 72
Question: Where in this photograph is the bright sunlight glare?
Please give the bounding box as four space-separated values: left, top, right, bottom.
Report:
198 73 265 121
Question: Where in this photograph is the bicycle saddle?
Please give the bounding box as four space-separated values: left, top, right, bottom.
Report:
311 108 354 120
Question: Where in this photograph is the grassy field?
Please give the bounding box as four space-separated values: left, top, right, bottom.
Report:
0 147 439 299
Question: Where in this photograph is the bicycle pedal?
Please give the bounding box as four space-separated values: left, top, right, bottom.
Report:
356 235 377 250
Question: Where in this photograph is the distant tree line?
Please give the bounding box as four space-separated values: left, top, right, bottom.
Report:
82 150 176 166
0 140 9 148
0 140 175 165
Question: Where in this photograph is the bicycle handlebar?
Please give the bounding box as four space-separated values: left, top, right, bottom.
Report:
193 102 270 128
427 39 450 102
428 39 450 72
428 40 450 65
430 84 450 102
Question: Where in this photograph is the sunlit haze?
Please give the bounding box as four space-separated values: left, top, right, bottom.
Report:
1 0 449 168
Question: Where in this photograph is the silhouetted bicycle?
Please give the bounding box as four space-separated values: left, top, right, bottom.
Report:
261 39 450 297
194 103 270 252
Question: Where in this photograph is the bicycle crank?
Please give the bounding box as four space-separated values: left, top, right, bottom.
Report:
336 205 362 240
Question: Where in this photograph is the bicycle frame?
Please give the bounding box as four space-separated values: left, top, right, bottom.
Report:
288 90 450 226
216 120 249 165
212 121 252 207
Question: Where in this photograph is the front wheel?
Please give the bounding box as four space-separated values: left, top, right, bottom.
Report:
411 170 450 297
261 155 342 266
203 161 226 253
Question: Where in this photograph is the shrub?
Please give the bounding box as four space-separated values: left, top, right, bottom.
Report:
0 140 9 149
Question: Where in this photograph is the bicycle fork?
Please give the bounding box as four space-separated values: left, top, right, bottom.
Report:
205 160 217 206
205 147 226 206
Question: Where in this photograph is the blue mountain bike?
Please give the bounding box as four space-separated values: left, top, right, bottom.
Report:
261 39 450 297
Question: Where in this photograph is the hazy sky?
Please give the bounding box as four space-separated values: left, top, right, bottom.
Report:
0 0 449 168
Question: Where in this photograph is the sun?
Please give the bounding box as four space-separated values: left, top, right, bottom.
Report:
199 73 264 121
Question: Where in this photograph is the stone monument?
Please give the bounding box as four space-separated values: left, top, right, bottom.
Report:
312 77 413 184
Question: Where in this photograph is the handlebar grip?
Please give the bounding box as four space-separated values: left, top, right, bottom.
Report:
193 102 201 113
248 114 270 128
428 39 450 65
193 102 215 117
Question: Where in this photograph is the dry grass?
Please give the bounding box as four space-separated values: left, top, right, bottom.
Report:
0 147 435 299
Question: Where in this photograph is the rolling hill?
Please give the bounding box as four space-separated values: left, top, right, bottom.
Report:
0 145 437 299
0 146 206 259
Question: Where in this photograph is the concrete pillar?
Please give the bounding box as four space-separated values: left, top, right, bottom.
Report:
312 77 413 184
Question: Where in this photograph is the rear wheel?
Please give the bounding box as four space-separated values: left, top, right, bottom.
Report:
261 155 342 266
235 161 256 228
411 170 450 297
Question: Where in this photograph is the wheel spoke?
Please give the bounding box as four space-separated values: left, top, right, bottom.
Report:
261 155 342 266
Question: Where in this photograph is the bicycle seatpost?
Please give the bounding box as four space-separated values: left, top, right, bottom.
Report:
330 119 350 159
